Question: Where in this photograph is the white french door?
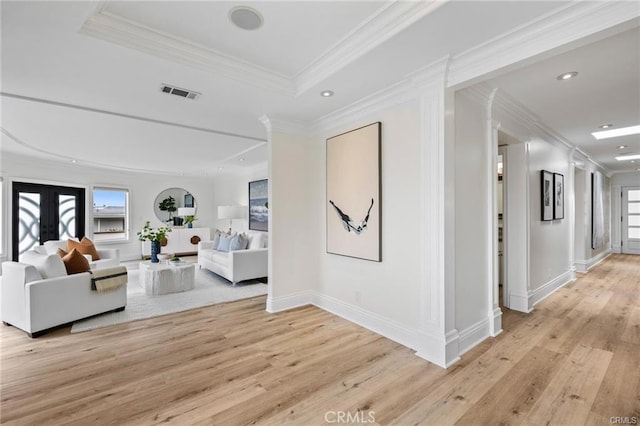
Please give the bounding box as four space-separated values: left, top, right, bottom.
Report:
622 187 640 255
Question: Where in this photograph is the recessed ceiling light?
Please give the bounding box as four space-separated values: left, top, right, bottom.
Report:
556 71 578 81
239 158 245 162
70 159 77 163
321 90 334 97
219 167 224 170
615 153 640 161
599 124 613 129
618 145 627 149
229 6 263 31
593 124 640 140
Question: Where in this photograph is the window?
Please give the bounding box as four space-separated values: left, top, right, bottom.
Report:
93 187 128 242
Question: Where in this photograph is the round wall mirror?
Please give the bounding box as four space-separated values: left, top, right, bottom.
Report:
154 188 196 224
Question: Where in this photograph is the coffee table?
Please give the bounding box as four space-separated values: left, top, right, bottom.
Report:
139 262 195 296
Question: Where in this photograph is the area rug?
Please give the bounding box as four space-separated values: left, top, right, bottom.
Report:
71 268 267 333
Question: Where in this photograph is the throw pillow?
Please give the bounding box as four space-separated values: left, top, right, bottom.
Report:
61 248 91 275
43 239 68 255
20 250 68 279
56 247 67 258
217 233 234 252
247 232 265 250
211 229 223 250
229 232 249 251
68 237 101 261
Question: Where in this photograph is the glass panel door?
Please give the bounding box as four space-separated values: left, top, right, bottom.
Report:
622 187 640 255
17 192 41 260
12 182 85 261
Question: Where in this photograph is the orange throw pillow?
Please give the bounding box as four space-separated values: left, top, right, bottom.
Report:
61 248 90 275
56 248 68 258
68 237 100 261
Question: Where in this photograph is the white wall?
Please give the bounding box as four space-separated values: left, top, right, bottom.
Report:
0 152 260 262
267 128 322 304
611 171 640 252
210 165 268 233
317 100 423 328
574 167 586 262
527 138 572 295
453 91 489 332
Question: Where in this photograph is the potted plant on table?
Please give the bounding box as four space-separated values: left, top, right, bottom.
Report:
137 221 172 263
183 215 198 228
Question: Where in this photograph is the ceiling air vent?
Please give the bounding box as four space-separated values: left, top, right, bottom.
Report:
160 84 201 100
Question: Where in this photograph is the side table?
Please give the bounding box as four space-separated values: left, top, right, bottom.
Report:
139 262 196 295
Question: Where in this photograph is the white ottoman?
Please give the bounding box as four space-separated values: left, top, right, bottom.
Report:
139 262 196 296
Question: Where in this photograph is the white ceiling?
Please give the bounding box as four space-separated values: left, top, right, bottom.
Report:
1 1 638 177
485 25 640 173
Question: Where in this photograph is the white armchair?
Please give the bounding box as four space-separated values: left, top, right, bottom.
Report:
1 252 127 337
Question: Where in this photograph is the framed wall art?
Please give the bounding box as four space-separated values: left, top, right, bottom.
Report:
249 179 268 231
541 170 553 221
553 173 564 219
326 122 381 262
592 171 605 249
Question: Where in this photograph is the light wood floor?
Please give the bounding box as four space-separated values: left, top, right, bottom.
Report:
1 254 639 425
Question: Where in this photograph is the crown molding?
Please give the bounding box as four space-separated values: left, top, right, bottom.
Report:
475 85 611 175
311 55 449 135
81 1 448 99
448 1 640 88
294 0 447 96
80 5 295 96
259 115 312 137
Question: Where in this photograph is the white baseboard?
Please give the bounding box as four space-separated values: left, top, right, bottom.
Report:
458 318 490 356
509 293 531 313
489 307 503 337
265 290 460 368
612 245 622 254
529 269 574 308
310 292 419 353
575 249 611 273
266 291 312 313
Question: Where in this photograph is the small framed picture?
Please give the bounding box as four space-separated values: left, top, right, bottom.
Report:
553 173 564 220
541 170 553 221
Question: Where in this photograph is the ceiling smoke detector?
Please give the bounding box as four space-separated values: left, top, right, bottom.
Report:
229 6 263 31
160 84 201 100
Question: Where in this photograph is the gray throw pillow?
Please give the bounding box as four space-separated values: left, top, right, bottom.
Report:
212 230 223 250
217 234 234 252
229 233 248 251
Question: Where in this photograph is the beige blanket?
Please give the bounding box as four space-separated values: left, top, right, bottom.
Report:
90 266 128 293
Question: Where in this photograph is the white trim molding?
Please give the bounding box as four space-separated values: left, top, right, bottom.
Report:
575 249 612 273
266 291 313 314
448 1 640 88
530 269 575 309
459 318 491 356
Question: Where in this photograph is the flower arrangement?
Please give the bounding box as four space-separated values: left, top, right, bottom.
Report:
137 221 172 243
184 215 198 225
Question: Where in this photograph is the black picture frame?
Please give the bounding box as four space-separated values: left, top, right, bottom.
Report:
249 179 268 231
184 193 194 208
553 173 564 220
541 170 554 221
326 122 382 262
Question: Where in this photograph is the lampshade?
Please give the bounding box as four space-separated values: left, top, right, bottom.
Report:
177 207 196 217
218 205 246 219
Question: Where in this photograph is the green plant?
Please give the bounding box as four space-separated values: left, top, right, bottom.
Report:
170 256 180 262
137 221 172 243
158 196 177 219
184 215 198 224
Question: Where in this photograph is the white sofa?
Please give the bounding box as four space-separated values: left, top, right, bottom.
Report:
197 231 268 285
39 239 120 269
1 250 127 337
